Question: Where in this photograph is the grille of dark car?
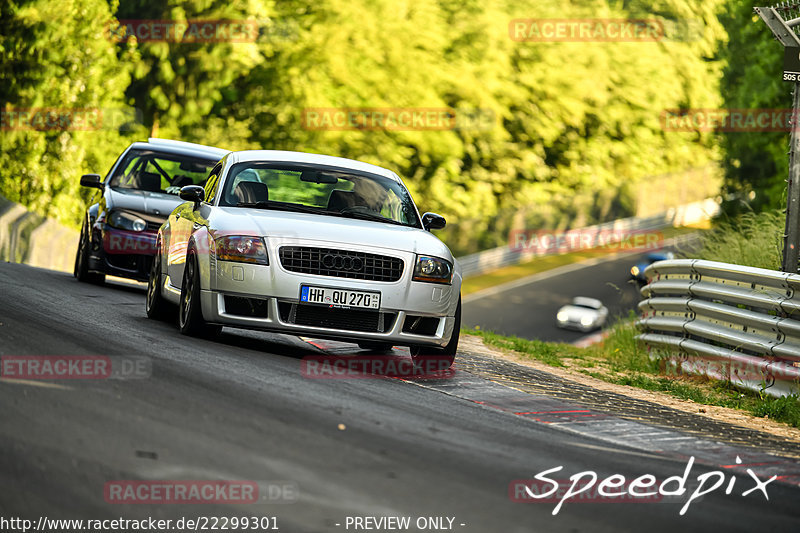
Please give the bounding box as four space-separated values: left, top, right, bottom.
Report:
278 246 403 282
278 302 396 333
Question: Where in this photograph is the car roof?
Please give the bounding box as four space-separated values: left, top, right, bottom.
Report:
225 150 402 182
571 296 603 309
126 138 230 161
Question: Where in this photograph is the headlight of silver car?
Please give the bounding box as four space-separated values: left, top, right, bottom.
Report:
215 236 269 265
108 211 147 232
412 255 453 284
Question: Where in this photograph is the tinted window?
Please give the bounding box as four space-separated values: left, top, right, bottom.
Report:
219 162 420 227
108 149 219 195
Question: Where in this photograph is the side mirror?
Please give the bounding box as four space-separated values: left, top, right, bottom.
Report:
80 174 103 190
180 185 205 208
421 212 446 231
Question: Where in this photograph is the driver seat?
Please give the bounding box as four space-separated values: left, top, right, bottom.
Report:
233 181 269 204
327 190 359 211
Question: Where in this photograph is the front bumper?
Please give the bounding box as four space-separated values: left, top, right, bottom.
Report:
181 238 461 347
556 319 598 332
199 291 457 347
88 226 157 281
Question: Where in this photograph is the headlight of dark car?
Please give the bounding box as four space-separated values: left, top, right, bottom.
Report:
215 236 269 265
108 211 147 232
413 255 453 284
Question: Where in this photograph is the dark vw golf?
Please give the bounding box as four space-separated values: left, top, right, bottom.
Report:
74 138 228 283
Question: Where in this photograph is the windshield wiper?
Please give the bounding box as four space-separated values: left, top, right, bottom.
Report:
236 201 326 215
235 201 406 226
336 209 404 226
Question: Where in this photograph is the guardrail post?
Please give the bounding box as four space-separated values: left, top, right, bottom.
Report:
786 83 800 272
755 5 800 272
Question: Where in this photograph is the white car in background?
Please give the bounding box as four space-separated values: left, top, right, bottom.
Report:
556 297 608 332
146 150 461 368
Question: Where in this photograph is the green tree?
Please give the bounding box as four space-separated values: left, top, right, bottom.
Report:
0 0 136 226
113 0 270 142
720 0 788 215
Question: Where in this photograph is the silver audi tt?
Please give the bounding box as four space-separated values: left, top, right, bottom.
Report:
146 150 461 367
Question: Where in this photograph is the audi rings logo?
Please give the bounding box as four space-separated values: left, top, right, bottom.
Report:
321 253 364 272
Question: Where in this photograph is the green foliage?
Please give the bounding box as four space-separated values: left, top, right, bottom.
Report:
115 0 269 141
0 0 140 227
719 0 790 215
2 0 728 247
596 311 659 373
752 393 800 425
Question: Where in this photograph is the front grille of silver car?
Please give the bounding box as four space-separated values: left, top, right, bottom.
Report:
278 302 397 333
278 246 404 282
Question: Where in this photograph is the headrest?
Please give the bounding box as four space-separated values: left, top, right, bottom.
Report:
234 181 269 204
137 171 162 192
327 190 358 211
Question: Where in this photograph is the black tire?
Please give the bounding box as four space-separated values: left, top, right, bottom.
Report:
146 248 173 321
178 251 221 337
410 297 460 371
357 342 394 353
74 222 105 285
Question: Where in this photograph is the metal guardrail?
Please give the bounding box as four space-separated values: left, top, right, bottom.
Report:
636 259 800 397
0 194 78 273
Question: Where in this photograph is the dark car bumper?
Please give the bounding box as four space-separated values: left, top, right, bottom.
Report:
87 226 157 282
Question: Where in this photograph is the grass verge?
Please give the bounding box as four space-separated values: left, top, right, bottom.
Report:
464 318 800 429
686 210 783 270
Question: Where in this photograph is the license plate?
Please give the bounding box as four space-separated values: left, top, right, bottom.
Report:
300 285 380 310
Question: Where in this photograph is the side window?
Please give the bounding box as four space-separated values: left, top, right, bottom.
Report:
204 162 223 203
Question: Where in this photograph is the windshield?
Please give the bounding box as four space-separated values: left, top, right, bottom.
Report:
218 162 421 228
108 149 219 194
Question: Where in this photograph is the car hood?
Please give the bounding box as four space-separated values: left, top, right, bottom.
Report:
212 207 455 260
106 187 184 217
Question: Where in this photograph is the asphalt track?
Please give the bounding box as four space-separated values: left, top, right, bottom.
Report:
1 262 799 532
463 252 656 343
